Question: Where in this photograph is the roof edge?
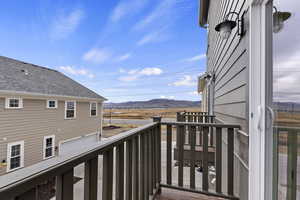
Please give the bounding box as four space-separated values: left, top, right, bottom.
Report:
0 90 107 102
199 0 209 28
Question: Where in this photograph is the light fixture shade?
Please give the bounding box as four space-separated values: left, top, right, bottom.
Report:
215 20 237 39
273 11 291 33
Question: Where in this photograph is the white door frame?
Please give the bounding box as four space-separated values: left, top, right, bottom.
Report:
248 0 273 200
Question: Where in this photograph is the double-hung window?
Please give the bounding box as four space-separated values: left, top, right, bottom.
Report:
90 102 97 117
6 98 23 109
65 101 76 119
47 100 57 109
7 141 24 172
43 135 55 159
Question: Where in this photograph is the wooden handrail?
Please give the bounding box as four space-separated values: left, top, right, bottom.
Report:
161 121 241 129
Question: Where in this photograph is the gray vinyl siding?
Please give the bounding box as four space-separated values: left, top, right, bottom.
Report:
206 0 249 199
0 98 103 175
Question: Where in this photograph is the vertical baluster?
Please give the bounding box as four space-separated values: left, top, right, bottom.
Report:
102 149 113 200
227 128 234 196
139 134 145 199
56 168 74 200
126 140 133 200
166 124 172 185
132 136 139 200
190 126 196 189
148 130 153 195
178 125 184 187
116 144 124 200
202 126 209 191
144 131 149 199
215 127 222 193
157 123 162 185
152 128 156 190
84 157 98 200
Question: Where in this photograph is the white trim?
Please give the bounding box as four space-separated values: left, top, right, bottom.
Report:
89 102 97 117
46 99 58 109
64 101 76 119
7 141 24 172
5 97 23 109
248 1 273 199
0 90 106 101
43 135 55 160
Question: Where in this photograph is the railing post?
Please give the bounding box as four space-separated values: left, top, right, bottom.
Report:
227 128 234 196
202 126 209 191
178 125 185 187
132 136 139 200
56 169 74 200
215 127 222 193
116 144 124 200
126 140 133 200
139 134 145 199
153 116 162 186
84 157 98 200
102 149 114 200
190 126 196 189
166 124 172 185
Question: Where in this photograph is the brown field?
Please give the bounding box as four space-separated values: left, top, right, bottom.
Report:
103 107 201 120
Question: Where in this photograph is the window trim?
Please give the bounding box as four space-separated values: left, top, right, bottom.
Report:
65 101 76 119
7 141 24 172
5 97 23 109
43 135 55 160
90 102 97 117
46 100 58 109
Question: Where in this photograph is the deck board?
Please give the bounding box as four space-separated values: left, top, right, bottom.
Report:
155 188 226 200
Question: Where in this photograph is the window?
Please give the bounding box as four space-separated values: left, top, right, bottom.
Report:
43 135 55 159
7 141 24 172
65 101 76 119
47 100 57 109
5 98 23 109
90 102 97 116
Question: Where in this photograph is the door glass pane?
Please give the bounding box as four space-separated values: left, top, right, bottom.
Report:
273 0 300 199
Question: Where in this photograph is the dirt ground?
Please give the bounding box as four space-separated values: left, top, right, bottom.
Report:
103 107 201 119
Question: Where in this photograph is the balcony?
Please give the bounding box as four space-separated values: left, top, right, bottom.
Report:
0 112 240 200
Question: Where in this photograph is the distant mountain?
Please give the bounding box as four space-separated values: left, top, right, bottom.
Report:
104 99 201 109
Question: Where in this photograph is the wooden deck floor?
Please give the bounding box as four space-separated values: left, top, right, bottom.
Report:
155 188 226 200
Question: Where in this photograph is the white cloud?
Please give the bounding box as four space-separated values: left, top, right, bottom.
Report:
188 91 199 96
82 48 111 63
118 53 132 61
133 0 177 31
171 75 197 87
184 54 206 62
119 67 163 82
59 66 95 78
160 95 175 99
137 30 168 46
50 8 84 40
134 0 191 46
110 0 148 22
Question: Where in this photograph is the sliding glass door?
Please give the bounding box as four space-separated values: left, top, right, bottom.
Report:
273 0 300 199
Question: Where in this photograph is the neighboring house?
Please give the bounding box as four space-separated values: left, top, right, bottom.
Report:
0 56 106 175
198 0 295 200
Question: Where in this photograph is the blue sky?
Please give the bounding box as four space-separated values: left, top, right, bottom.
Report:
0 0 207 102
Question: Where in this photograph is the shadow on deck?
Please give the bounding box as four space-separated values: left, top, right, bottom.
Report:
156 188 226 200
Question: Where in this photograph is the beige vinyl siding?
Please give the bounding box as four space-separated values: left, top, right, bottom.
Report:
0 98 102 175
206 0 249 199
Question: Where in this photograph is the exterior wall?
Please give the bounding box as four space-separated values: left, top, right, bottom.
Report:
206 0 249 199
0 97 103 175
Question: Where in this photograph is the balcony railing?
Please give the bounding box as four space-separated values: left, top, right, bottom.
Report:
0 117 241 200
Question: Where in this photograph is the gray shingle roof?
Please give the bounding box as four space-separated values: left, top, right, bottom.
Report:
0 56 105 100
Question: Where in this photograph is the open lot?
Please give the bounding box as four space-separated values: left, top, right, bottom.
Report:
103 107 201 120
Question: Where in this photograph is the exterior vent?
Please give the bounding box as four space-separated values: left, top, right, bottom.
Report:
21 69 29 75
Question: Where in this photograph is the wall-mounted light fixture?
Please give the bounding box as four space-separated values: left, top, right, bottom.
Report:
215 12 245 40
273 6 291 33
